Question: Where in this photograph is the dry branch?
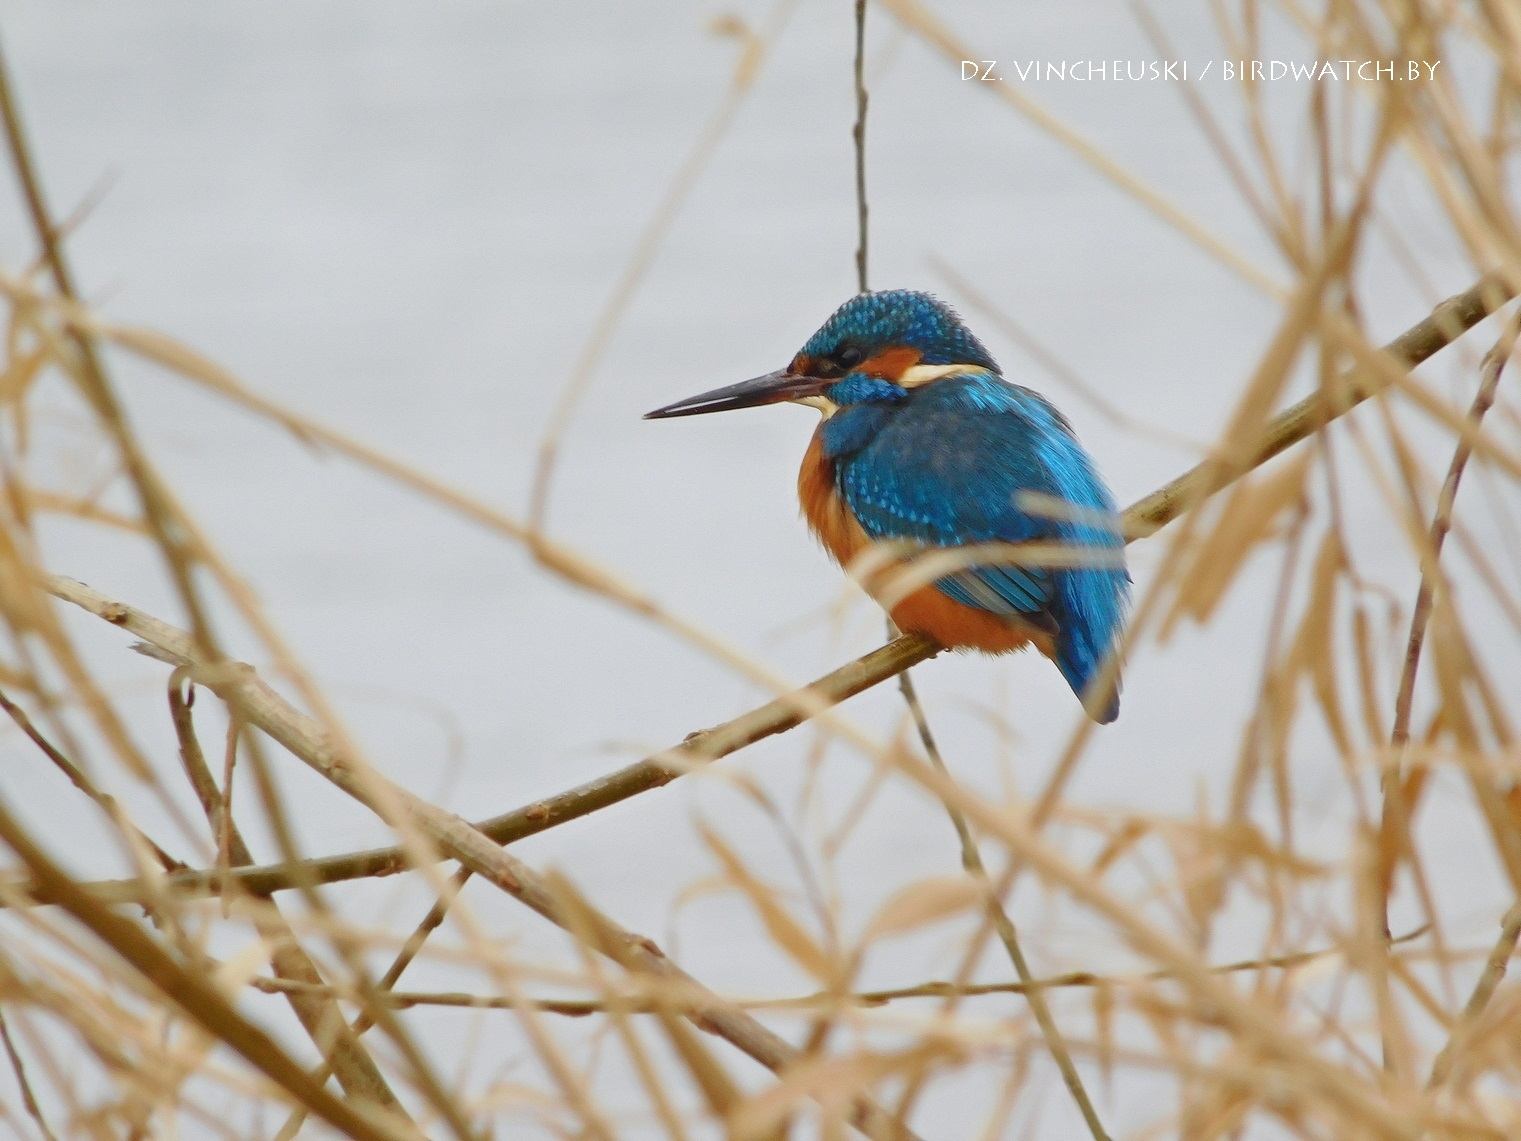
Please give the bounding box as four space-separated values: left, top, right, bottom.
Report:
166 683 414 1127
43 578 921 1141
244 925 1431 1014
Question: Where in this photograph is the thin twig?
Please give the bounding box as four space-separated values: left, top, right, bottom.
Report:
1427 899 1521 1089
0 688 180 873
1391 309 1519 749
243 924 1432 1015
897 659 1110 1141
218 705 238 891
1379 311 1520 942
0 1007 56 1141
853 0 869 294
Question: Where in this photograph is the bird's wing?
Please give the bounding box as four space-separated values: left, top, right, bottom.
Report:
834 389 1065 628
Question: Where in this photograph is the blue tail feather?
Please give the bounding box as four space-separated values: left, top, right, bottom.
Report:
1052 564 1126 723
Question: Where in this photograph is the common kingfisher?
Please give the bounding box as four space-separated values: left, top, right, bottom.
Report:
645 290 1130 723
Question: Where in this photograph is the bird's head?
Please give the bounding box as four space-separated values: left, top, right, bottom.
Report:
644 290 999 420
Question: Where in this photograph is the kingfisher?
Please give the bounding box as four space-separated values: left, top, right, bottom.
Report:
645 290 1129 723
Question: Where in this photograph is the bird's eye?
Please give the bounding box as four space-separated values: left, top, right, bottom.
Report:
836 345 864 368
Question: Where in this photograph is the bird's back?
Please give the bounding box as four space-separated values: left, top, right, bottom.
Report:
810 372 1129 720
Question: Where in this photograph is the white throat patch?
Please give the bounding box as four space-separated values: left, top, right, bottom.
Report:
897 363 993 389
792 364 993 416
795 394 840 417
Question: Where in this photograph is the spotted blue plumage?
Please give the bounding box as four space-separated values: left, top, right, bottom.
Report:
802 290 1001 371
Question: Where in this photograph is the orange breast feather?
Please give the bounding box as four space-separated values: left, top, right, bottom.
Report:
796 429 1053 657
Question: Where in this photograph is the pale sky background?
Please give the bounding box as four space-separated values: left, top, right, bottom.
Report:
0 2 1516 1137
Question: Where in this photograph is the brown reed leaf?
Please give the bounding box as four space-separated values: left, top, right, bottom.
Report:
698 823 834 983
863 875 982 939
0 341 45 407
1285 529 1354 759
1092 981 1115 1089
1352 604 1388 751
1161 452 1311 637
1428 597 1483 754
1089 818 1151 878
731 1050 927 1141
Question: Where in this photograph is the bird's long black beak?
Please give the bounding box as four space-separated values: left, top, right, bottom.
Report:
643 369 829 419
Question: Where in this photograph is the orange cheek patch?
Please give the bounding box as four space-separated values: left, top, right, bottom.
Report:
858 345 921 381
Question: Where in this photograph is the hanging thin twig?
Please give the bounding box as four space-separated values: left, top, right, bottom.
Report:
893 653 1112 1141
853 0 870 294
1380 310 1520 930
851 6 1102 1126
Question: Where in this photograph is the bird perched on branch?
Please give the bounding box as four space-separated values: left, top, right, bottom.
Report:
645 290 1130 722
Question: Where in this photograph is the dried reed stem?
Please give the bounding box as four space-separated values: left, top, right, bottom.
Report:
166 682 415 1127
0 1006 55 1141
1427 899 1521 1090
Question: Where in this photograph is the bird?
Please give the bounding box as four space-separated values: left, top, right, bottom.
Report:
644 290 1130 723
